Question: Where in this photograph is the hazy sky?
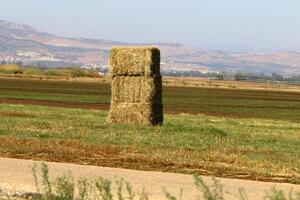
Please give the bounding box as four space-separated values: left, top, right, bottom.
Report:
1 0 300 50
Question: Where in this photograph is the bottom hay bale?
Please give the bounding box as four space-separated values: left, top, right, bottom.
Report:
107 102 163 125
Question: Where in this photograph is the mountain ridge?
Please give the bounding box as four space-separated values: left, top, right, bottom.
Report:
0 19 299 75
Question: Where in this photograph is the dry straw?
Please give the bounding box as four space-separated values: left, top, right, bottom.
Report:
109 46 161 77
107 46 163 126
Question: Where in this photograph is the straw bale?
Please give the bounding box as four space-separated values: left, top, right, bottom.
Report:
107 46 163 126
111 75 162 104
107 103 163 126
109 46 160 77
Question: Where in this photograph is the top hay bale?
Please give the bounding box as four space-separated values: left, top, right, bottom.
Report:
109 46 160 77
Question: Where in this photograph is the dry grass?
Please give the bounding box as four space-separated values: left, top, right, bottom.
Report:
0 67 102 80
163 77 300 92
0 111 36 118
109 46 160 77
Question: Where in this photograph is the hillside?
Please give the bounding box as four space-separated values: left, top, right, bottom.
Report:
0 19 300 75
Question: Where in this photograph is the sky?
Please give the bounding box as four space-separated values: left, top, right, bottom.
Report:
1 0 300 51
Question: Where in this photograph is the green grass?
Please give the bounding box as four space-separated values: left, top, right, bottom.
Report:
0 104 299 183
0 78 110 103
0 78 300 122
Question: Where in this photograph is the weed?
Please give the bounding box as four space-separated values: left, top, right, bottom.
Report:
194 176 224 200
95 177 113 200
28 164 300 200
264 188 300 200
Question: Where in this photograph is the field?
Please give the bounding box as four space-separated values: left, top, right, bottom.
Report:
0 78 299 183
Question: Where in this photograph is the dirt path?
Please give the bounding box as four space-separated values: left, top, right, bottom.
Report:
0 158 299 200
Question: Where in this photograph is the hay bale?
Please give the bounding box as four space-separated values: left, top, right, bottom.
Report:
111 75 162 103
108 103 163 125
109 46 160 77
107 46 163 126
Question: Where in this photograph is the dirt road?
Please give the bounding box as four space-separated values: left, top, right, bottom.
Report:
0 158 299 200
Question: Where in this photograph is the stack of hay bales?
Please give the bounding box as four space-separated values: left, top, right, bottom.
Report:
107 46 163 125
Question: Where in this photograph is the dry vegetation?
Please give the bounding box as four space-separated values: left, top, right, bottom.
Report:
163 77 300 92
0 65 102 80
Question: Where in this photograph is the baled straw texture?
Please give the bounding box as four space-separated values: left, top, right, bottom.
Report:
107 46 163 126
109 46 160 77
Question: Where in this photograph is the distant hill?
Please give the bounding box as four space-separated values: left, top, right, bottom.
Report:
0 19 300 75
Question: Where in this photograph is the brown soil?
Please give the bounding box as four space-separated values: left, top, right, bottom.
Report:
0 111 36 118
2 75 300 92
1 98 298 121
0 98 110 110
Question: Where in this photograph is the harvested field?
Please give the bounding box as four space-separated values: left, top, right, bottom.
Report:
0 78 299 122
0 77 299 183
